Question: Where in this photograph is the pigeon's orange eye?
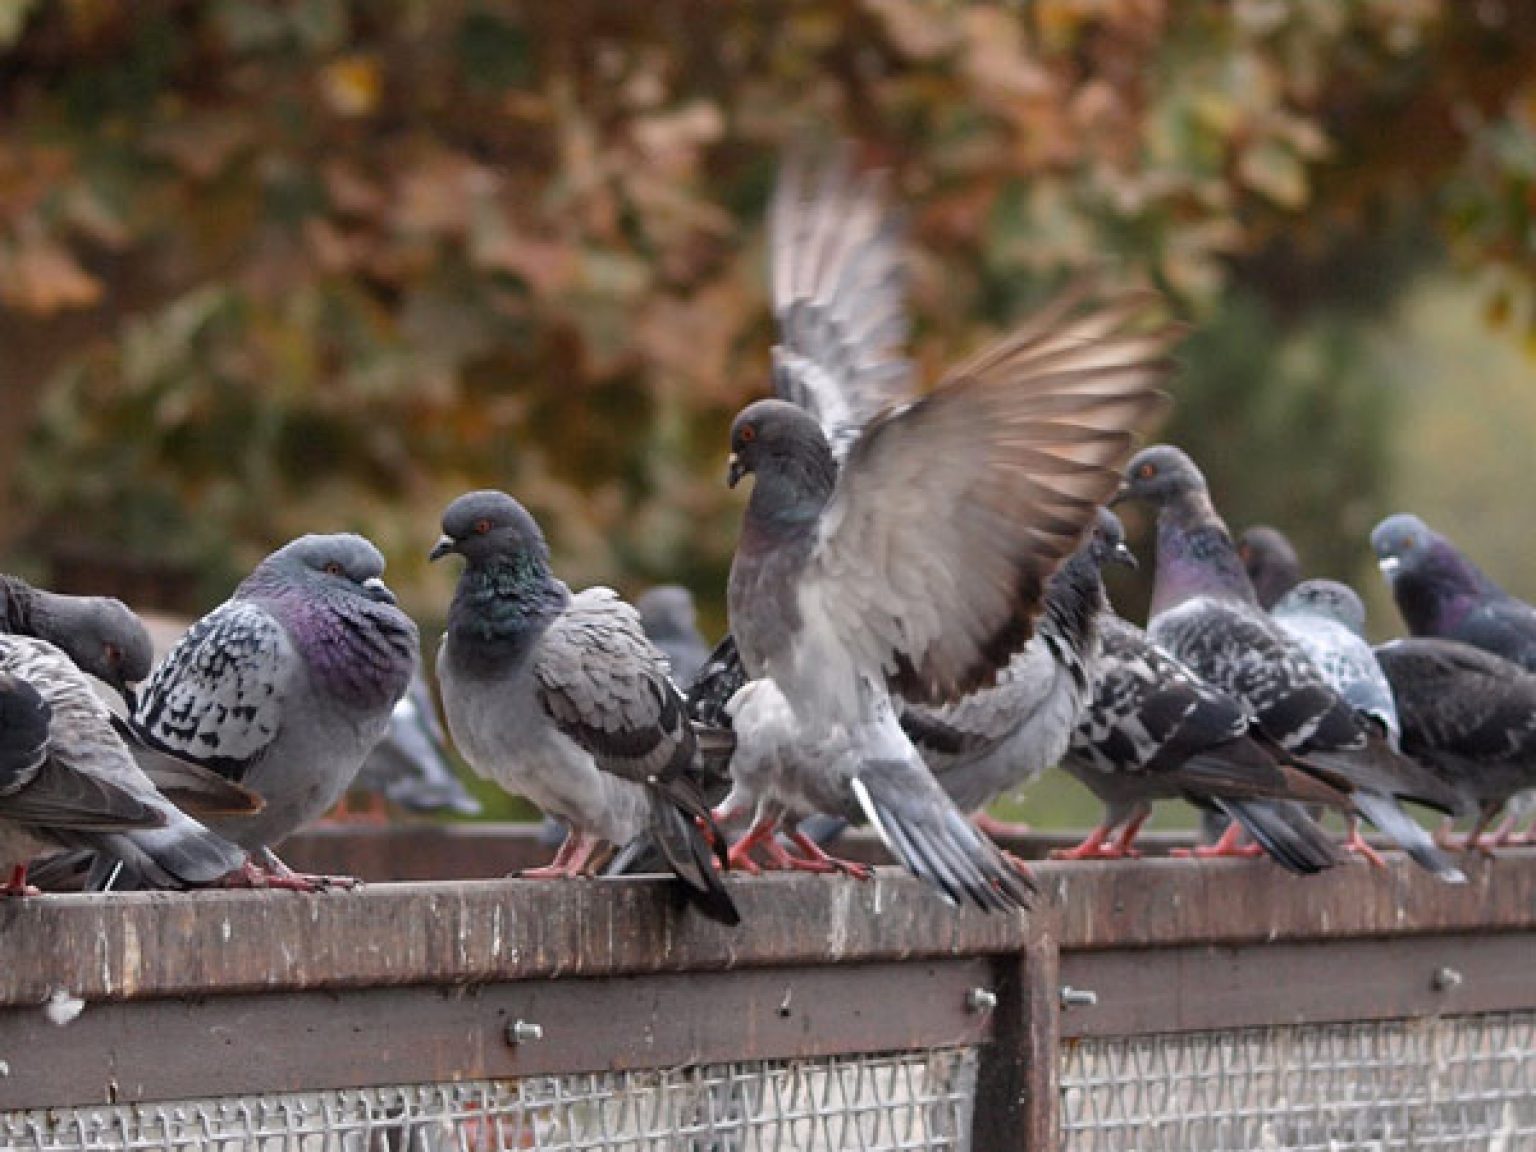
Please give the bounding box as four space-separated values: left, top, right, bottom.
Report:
324 562 343 576
103 643 121 665
474 518 492 535
1137 463 1156 480
739 425 757 443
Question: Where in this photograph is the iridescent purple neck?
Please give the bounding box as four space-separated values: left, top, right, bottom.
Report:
247 581 417 713
1149 494 1257 617
1394 543 1496 636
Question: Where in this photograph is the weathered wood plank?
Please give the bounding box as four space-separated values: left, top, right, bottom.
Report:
0 872 1030 1004
0 960 996 1110
1058 932 1536 1038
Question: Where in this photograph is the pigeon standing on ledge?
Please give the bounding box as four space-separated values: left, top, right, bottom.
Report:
0 639 249 895
1272 580 1399 745
433 490 739 926
1059 614 1346 874
1374 638 1536 851
127 534 418 889
1117 445 1464 882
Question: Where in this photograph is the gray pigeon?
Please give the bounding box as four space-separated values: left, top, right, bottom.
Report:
1372 512 1536 671
351 670 482 818
1272 580 1399 745
0 574 155 699
723 282 1177 908
1237 526 1301 610
902 508 1131 821
1117 445 1465 882
1059 613 1345 873
1374 637 1536 851
432 490 739 926
0 638 248 895
636 585 711 689
127 534 418 888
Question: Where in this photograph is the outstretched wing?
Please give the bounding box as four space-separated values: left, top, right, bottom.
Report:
129 599 292 783
788 286 1176 718
534 589 697 787
770 144 914 462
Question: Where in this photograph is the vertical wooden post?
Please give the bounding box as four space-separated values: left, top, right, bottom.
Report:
972 914 1061 1150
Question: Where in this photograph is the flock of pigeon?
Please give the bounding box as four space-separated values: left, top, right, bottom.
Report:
3 146 1534 928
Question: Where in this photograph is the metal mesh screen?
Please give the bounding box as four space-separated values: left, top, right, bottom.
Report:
2 1048 977 1152
1061 1010 1536 1151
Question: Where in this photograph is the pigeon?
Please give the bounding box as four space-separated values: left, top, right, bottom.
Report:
636 586 712 689
1117 444 1465 882
1237 526 1301 610
1372 512 1536 672
1272 580 1399 745
126 534 418 889
1058 613 1346 873
349 670 482 819
0 574 156 700
0 638 249 895
902 508 1131 825
1374 637 1536 851
432 490 739 926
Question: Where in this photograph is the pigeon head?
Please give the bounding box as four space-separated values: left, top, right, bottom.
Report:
1116 444 1207 508
1085 507 1137 571
1370 514 1436 585
431 490 550 569
253 534 399 607
726 400 837 518
636 585 698 639
1273 579 1368 639
1238 526 1301 609
69 597 156 695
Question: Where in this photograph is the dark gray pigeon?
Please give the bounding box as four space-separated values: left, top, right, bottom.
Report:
1237 526 1301 610
723 282 1177 908
1118 445 1465 882
1272 579 1399 744
0 574 155 700
1059 613 1345 873
903 508 1131 822
0 638 248 895
1374 637 1536 851
433 490 739 926
1373 512 1536 671
128 534 417 889
350 670 482 818
637 585 711 689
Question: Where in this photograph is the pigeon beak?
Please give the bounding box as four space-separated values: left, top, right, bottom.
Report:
119 682 140 713
1108 482 1130 507
726 453 747 488
362 577 398 606
1111 542 1139 570
1378 556 1400 578
428 535 458 563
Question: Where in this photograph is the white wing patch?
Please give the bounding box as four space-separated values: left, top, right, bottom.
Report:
131 599 291 779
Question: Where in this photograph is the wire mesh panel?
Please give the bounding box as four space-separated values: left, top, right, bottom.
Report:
1061 1011 1536 1151
2 1047 977 1152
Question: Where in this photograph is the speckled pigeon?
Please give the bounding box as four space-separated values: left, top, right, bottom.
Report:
1374 637 1536 851
637 585 712 689
1237 526 1301 610
1058 613 1345 873
902 508 1130 825
433 490 739 926
351 670 481 818
127 533 418 889
1117 445 1465 882
0 638 249 896
1373 513 1536 672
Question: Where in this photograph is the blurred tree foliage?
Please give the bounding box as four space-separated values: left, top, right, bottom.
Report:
2 0 1535 622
